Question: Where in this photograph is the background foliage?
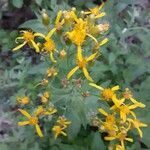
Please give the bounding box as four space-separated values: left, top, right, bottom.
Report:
0 0 150 150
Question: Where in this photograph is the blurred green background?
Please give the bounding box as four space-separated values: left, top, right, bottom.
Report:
0 0 150 150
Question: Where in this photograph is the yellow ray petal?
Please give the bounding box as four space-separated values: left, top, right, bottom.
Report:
82 67 93 82
86 33 98 43
18 121 29 126
98 108 108 116
15 37 24 43
86 52 98 62
98 38 108 46
35 124 44 137
61 131 67 136
136 127 143 138
12 41 27 51
130 98 145 108
67 66 79 79
18 109 31 118
130 111 136 119
34 33 46 38
46 28 56 39
89 83 104 90
125 138 133 142
31 40 40 53
77 46 82 61
98 2 105 11
55 10 62 25
50 52 57 63
95 12 106 19
104 136 116 141
111 85 120 91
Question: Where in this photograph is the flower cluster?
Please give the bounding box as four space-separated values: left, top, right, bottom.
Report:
13 3 147 150
90 84 147 150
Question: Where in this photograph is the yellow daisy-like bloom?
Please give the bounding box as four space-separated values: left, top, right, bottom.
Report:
123 88 145 108
105 128 133 150
67 46 97 82
89 83 119 101
98 108 118 136
57 116 71 128
127 118 147 138
18 109 43 137
41 91 50 103
52 125 67 139
17 96 30 105
55 10 65 31
13 30 40 52
67 18 98 46
35 28 57 63
43 106 57 115
84 3 106 19
47 67 58 77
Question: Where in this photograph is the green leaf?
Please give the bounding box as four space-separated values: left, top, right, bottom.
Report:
12 0 23 8
91 132 106 150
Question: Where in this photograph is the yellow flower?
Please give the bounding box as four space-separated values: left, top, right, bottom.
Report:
59 49 67 58
98 108 118 136
67 46 97 82
123 88 145 108
84 3 106 19
94 38 109 50
36 28 57 63
67 18 98 46
13 30 40 52
105 128 133 150
41 91 50 103
17 96 30 105
55 10 65 31
57 116 71 127
127 118 147 138
89 83 119 101
18 109 43 137
47 67 58 77
52 125 67 139
43 106 57 115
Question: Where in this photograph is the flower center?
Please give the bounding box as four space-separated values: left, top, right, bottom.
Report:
77 58 87 68
90 7 99 15
120 105 130 114
123 88 133 99
23 31 34 42
53 126 62 134
102 88 114 100
29 117 38 125
44 39 56 52
106 115 115 124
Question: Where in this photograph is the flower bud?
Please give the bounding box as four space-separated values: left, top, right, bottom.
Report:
42 9 50 26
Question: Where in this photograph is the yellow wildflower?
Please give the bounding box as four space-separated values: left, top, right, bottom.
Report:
67 46 97 82
52 125 67 139
116 144 124 150
41 91 50 103
105 128 133 150
43 106 57 115
47 67 58 77
57 116 71 127
17 96 30 105
89 83 119 101
36 28 57 63
13 30 40 52
67 18 98 46
18 109 43 137
123 88 145 108
127 118 147 138
84 3 106 19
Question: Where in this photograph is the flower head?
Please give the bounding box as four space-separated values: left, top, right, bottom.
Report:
47 67 58 77
13 30 40 52
18 109 43 137
17 96 30 105
67 46 97 82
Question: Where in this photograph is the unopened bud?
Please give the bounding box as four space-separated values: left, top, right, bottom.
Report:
42 9 50 26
